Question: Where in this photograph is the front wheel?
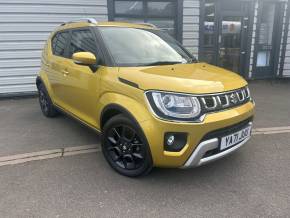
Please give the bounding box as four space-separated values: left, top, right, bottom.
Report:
101 115 153 177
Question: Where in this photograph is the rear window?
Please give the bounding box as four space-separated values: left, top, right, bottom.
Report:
51 31 69 57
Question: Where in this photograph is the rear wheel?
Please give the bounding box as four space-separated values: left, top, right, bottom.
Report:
38 83 59 117
102 115 153 177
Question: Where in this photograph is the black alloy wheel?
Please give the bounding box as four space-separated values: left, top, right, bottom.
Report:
39 88 49 114
102 115 152 177
38 83 58 117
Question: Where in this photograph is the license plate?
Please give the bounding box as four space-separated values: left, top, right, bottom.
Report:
220 126 252 151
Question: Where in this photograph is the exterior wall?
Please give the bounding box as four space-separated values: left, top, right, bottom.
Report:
182 0 199 58
249 0 259 78
0 0 108 95
282 2 290 77
278 1 288 77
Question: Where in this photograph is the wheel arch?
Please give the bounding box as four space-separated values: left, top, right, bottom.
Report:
36 76 44 90
36 72 55 100
100 103 141 130
98 92 152 130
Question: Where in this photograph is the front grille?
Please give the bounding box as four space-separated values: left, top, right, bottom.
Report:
198 86 251 113
202 117 253 141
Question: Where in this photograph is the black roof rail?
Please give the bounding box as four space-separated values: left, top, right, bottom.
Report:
136 22 157 28
60 18 98 26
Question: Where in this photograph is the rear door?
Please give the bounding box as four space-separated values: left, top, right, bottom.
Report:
48 30 71 106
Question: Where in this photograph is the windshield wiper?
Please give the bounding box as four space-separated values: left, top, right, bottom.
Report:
141 61 183 66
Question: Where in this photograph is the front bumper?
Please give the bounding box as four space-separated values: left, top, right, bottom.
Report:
181 122 252 168
140 101 255 168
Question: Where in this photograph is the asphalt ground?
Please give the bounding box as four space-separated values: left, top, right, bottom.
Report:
0 97 99 157
249 80 290 128
0 133 289 217
0 81 290 217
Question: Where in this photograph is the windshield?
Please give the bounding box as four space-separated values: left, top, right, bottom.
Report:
97 27 196 67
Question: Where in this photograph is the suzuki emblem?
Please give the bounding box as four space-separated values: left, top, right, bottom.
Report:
229 93 239 104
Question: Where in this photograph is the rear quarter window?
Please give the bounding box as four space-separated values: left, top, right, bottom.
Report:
51 31 69 57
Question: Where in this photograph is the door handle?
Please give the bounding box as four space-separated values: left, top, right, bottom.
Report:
62 70 70 76
44 62 50 67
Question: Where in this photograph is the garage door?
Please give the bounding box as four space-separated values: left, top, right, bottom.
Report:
0 0 108 96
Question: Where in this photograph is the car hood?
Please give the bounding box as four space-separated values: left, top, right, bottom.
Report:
117 63 247 94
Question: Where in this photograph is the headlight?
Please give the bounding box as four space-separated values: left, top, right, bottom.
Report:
145 91 201 121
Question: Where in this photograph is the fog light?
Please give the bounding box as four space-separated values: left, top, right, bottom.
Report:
164 132 187 152
167 135 175 146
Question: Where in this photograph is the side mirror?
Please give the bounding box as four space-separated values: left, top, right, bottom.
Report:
72 52 96 65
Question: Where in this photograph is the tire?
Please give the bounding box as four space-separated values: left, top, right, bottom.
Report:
101 114 153 177
38 83 59 118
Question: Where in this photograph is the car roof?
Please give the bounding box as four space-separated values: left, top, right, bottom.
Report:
55 21 157 32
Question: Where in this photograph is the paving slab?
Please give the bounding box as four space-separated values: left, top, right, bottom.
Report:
0 133 289 217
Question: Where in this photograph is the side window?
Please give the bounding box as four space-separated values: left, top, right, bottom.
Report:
69 29 97 57
51 31 69 57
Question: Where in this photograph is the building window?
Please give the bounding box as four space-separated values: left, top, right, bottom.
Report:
108 0 181 40
202 0 216 64
252 1 285 79
256 2 275 67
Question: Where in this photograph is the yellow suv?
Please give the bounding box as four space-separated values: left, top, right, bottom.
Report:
36 18 255 177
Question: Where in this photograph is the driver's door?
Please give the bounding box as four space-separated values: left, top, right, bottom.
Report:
63 28 101 127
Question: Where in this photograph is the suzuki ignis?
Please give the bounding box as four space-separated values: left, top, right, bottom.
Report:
37 19 255 177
